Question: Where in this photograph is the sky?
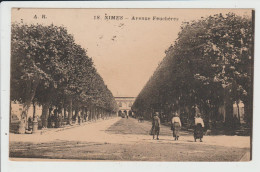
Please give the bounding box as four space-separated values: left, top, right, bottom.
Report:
12 8 252 97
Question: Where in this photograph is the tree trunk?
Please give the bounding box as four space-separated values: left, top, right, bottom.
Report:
68 98 73 125
40 87 54 128
19 79 39 133
75 107 79 118
224 96 234 131
19 100 31 133
41 101 50 128
244 101 252 127
33 100 36 120
236 101 241 124
93 106 95 120
32 99 39 133
82 107 85 122
63 107 66 118
89 106 92 121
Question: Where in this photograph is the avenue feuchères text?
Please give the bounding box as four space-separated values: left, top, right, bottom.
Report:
94 15 178 21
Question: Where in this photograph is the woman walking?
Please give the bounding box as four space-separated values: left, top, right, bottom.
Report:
194 113 205 142
171 112 182 140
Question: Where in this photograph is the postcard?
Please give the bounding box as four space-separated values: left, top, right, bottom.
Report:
1 1 259 172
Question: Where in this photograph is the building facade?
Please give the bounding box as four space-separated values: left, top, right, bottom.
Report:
114 97 136 117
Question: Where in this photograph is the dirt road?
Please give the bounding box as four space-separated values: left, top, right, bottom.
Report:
9 117 250 161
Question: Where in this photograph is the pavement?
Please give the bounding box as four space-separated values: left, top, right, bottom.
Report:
9 117 120 143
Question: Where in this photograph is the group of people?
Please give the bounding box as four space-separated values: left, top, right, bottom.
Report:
47 109 64 128
151 112 205 142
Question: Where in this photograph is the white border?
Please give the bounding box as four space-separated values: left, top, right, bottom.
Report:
1 1 260 172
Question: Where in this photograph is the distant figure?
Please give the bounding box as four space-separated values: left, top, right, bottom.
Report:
171 112 182 141
27 117 33 131
51 115 55 128
194 113 205 142
75 115 79 124
138 115 144 123
78 115 81 125
54 109 59 128
59 114 63 127
86 111 90 121
122 112 126 118
58 110 62 127
151 112 160 140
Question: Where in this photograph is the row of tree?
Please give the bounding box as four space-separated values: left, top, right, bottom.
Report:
132 13 253 131
11 23 118 130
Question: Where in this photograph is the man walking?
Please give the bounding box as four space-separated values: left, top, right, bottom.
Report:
152 112 160 140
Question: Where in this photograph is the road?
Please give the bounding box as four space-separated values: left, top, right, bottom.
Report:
9 117 251 161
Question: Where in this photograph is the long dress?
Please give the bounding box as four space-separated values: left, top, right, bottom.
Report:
171 117 181 137
194 117 204 139
152 116 160 135
172 122 181 137
194 123 203 139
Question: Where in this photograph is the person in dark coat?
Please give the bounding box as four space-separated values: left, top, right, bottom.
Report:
54 109 59 128
27 117 33 131
152 112 160 140
78 115 81 125
194 113 205 142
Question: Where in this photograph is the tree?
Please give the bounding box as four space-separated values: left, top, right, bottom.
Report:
11 23 118 131
133 13 253 130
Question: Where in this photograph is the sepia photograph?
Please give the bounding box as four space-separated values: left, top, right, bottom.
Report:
7 7 254 162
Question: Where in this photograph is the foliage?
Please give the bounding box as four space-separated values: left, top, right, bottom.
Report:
11 23 118 118
132 13 253 126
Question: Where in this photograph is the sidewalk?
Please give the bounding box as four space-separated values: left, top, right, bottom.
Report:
37 117 115 135
9 117 120 143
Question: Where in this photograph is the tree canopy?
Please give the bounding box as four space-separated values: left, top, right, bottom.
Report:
11 23 118 119
132 13 253 127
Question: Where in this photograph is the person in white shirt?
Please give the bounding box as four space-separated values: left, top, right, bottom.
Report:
194 113 204 142
195 116 205 128
171 112 182 141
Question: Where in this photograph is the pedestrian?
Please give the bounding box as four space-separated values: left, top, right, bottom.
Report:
47 114 52 128
27 117 33 131
138 115 144 123
171 112 182 141
54 109 59 128
75 115 78 124
87 111 90 121
151 112 160 140
58 109 62 127
51 114 55 128
78 115 81 125
194 113 205 142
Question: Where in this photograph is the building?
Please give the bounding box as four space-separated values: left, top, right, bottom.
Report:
114 97 136 117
